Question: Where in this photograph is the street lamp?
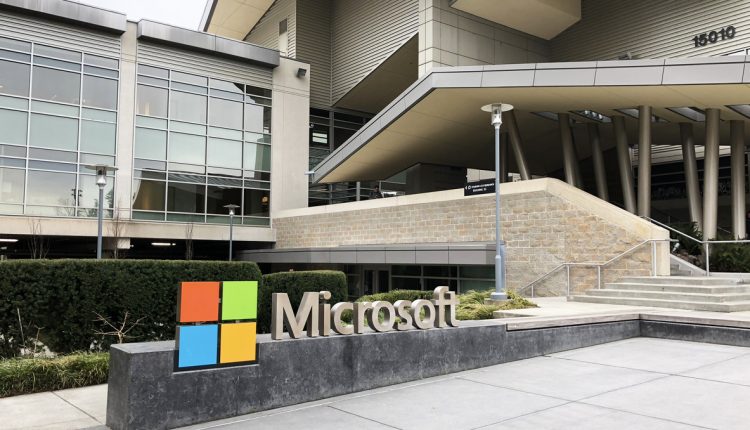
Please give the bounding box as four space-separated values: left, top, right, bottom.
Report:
481 103 514 301
85 164 117 259
224 204 240 261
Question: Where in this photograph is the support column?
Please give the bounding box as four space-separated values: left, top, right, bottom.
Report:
637 105 652 218
680 123 703 231
731 120 746 239
613 115 636 213
505 110 530 180
587 123 609 201
558 113 582 187
703 108 721 239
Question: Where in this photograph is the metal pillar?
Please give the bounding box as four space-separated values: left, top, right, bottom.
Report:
499 133 509 183
703 108 721 239
96 184 104 259
731 120 746 239
680 123 703 231
613 116 636 213
228 212 234 261
637 106 652 217
558 113 582 187
587 123 609 201
505 110 530 180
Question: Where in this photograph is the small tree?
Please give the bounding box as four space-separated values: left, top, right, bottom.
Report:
108 204 127 259
185 223 195 260
93 311 146 345
27 219 48 259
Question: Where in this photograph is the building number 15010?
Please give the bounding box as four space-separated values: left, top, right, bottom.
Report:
692 26 736 47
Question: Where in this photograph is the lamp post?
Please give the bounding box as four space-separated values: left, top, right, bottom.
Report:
85 164 117 259
481 103 514 301
224 204 240 261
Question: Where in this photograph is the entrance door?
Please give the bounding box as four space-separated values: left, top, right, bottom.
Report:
363 267 390 295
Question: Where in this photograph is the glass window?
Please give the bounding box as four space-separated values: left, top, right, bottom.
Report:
84 65 118 78
460 266 494 279
77 175 114 208
244 104 271 133
172 71 207 86
243 189 269 217
137 84 168 117
206 186 241 214
0 167 24 203
334 127 356 149
82 75 117 110
0 144 26 157
0 49 31 62
0 37 31 53
245 85 272 98
31 100 79 117
167 182 205 213
84 54 118 70
29 148 77 162
29 114 78 151
82 108 116 122
243 143 271 171
26 170 76 206
138 64 168 79
169 133 205 165
209 97 242 129
170 91 206 123
0 109 27 145
135 128 166 159
32 67 80 104
0 60 30 97
34 57 80 72
132 179 165 211
207 138 242 169
34 45 80 62
80 120 116 154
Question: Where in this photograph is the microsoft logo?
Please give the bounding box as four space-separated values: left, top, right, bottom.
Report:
175 281 258 370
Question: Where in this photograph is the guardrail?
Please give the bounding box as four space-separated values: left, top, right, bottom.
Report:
518 239 673 298
643 216 750 276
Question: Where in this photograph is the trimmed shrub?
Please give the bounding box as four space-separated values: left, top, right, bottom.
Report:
259 270 347 333
356 289 433 303
456 290 537 320
0 352 109 397
0 260 261 357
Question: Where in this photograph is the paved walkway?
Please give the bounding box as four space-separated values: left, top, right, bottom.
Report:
4 297 750 429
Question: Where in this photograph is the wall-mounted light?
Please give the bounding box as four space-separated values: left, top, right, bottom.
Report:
297 67 307 78
0 238 18 243
151 242 176 247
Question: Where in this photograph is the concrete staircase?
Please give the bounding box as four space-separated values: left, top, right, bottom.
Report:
569 276 750 312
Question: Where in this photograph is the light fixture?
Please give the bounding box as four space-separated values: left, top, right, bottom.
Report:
667 107 705 122
480 103 514 302
151 242 176 247
573 109 611 123
297 67 307 78
223 204 240 261
84 164 118 259
304 170 315 176
0 238 18 243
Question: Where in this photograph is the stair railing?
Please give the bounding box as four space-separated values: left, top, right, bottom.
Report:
518 238 673 298
642 216 750 276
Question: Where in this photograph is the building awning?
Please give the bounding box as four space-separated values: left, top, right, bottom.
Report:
201 0 274 40
312 57 750 184
241 243 497 265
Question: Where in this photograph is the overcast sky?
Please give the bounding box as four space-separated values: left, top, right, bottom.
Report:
71 0 208 30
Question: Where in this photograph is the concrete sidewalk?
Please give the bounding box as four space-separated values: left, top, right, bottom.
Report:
4 297 750 429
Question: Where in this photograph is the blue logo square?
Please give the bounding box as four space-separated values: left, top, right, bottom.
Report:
177 324 218 368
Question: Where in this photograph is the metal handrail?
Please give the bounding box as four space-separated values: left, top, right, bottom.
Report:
642 216 750 276
518 239 672 298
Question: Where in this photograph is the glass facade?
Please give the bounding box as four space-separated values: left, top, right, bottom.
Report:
132 64 272 226
308 108 406 207
0 36 118 217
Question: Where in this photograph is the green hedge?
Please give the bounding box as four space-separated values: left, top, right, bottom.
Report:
0 353 108 397
356 289 433 303
259 270 347 333
0 260 261 357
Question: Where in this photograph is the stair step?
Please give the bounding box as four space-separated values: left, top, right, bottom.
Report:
617 276 746 286
670 269 692 276
569 295 750 312
602 282 750 294
586 289 750 303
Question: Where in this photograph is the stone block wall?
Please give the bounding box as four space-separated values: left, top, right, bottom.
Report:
272 179 668 294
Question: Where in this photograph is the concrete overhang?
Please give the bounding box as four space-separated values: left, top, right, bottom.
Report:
312 56 750 184
138 19 279 68
241 243 496 265
201 0 274 40
450 0 580 40
0 0 127 33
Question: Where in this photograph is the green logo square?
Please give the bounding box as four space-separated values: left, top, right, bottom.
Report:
221 281 258 321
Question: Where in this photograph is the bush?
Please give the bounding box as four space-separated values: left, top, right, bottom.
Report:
0 352 108 397
456 290 537 320
356 289 433 303
711 243 750 272
0 260 261 357
259 270 347 333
